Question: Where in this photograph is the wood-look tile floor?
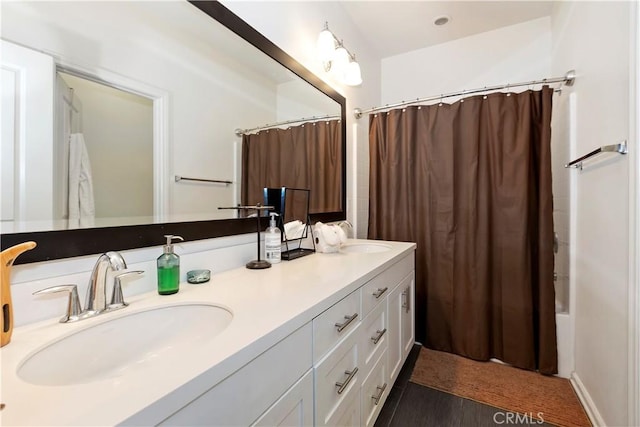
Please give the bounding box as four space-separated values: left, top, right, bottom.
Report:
375 345 553 427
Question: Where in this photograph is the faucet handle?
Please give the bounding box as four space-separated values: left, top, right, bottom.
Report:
33 285 83 323
109 270 144 309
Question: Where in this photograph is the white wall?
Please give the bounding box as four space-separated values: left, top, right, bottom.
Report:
381 17 552 104
220 1 382 237
551 2 632 426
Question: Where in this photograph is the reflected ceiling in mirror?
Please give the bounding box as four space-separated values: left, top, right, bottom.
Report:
1 0 342 235
0 1 346 263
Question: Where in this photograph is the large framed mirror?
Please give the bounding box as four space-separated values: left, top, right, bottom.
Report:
0 1 346 264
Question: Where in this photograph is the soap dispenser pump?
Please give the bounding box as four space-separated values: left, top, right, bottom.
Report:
265 213 281 264
157 235 184 295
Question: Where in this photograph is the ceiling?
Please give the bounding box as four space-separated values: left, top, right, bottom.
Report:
338 1 554 59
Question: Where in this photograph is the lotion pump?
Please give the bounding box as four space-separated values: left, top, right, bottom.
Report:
157 235 184 295
265 213 281 264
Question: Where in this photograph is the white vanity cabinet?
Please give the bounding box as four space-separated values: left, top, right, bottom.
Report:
313 252 415 427
155 253 414 427
158 253 414 427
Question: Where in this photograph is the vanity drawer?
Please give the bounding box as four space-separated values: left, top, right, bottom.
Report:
361 350 389 427
314 325 361 426
313 288 361 361
360 300 388 379
361 254 414 317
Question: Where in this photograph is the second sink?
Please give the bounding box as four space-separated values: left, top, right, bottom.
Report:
341 242 392 253
17 303 232 386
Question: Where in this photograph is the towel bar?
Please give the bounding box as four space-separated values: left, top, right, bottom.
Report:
174 175 232 185
565 141 627 170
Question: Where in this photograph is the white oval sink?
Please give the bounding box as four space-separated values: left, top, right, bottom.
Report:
341 242 392 253
18 303 232 386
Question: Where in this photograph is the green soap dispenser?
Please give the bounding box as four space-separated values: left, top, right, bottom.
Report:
157 235 184 295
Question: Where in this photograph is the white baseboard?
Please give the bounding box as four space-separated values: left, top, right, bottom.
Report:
570 372 605 426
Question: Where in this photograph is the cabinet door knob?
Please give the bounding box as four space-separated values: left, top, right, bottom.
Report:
372 383 388 405
335 367 358 394
335 312 358 333
371 328 387 345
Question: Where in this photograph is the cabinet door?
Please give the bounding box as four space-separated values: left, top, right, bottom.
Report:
159 323 312 426
400 276 415 361
387 273 414 384
253 369 313 427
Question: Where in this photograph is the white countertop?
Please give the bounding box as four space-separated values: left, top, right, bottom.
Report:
0 239 415 426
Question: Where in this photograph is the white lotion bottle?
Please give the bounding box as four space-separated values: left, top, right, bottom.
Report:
265 213 282 264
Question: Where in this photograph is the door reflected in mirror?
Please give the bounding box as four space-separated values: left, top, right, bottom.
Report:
54 72 154 225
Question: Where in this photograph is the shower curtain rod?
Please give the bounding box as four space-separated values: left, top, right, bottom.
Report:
235 114 341 136
353 69 576 119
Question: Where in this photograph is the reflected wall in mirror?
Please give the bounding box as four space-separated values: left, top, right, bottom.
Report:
0 1 346 263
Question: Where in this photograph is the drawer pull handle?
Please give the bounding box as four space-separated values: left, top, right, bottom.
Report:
371 328 387 345
372 287 388 299
335 313 358 333
372 383 388 405
335 367 358 394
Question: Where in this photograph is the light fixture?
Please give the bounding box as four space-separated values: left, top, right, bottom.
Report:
316 22 362 86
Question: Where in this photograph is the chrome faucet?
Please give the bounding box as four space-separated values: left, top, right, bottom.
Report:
84 251 127 315
337 220 354 238
33 251 143 323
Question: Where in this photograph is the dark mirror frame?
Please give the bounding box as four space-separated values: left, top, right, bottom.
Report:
1 1 347 264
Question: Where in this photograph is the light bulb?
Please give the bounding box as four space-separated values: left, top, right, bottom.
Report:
331 46 350 78
317 29 335 63
344 61 363 86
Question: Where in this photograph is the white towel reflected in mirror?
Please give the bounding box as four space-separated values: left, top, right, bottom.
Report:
68 133 95 227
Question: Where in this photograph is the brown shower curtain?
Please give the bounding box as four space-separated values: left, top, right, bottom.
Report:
241 120 341 213
368 87 557 374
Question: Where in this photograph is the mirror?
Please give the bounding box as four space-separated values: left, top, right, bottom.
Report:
0 1 346 263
